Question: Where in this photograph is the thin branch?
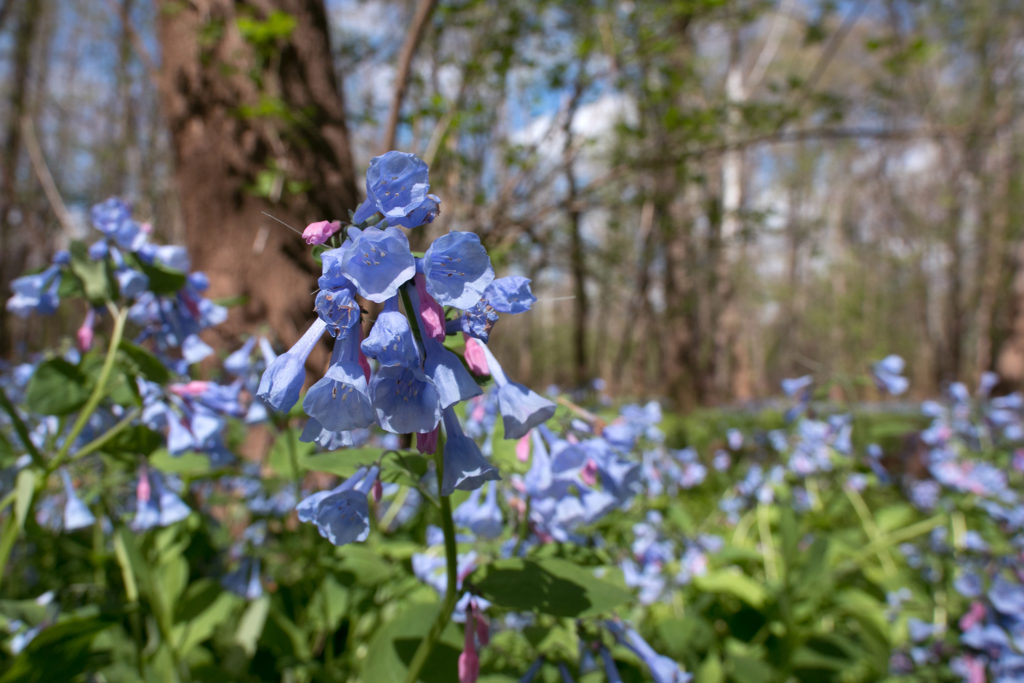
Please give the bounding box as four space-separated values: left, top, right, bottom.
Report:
104 0 160 84
21 116 74 235
382 0 438 153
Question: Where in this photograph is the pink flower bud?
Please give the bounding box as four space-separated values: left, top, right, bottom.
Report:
302 220 342 245
463 335 489 375
515 433 531 462
417 426 440 455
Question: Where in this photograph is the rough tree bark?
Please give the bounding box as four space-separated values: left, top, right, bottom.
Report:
156 0 359 343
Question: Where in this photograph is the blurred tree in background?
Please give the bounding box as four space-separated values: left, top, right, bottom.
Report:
2 0 1023 408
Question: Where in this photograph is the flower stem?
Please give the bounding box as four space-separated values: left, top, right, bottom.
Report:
404 432 457 683
50 305 128 473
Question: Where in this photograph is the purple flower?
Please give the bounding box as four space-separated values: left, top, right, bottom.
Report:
303 332 375 432
477 341 555 439
353 151 440 228
605 621 691 683
453 482 503 538
132 469 190 530
781 375 813 398
370 365 442 434
315 280 361 338
328 226 415 303
442 408 500 495
257 318 328 413
297 466 379 546
457 276 537 342
873 355 909 396
421 232 494 309
60 470 95 531
360 297 420 367
7 265 62 317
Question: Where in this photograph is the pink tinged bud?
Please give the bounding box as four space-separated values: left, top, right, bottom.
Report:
965 656 985 683
76 309 95 352
170 380 210 397
136 471 152 503
417 426 440 454
459 601 481 683
581 459 598 486
474 613 490 647
960 601 986 631
372 479 383 504
302 219 342 245
414 273 445 341
463 335 489 375
516 433 531 462
141 222 153 234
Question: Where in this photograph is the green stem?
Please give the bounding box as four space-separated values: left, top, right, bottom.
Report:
404 432 457 683
49 306 128 473
756 503 779 584
0 385 46 468
70 407 140 462
843 484 897 576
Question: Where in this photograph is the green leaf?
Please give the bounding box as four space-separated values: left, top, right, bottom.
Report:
173 586 240 656
693 569 767 609
149 448 213 476
0 614 116 683
69 240 117 303
363 601 462 683
468 557 632 618
132 255 187 295
25 358 91 416
235 595 270 656
118 340 171 385
15 469 36 530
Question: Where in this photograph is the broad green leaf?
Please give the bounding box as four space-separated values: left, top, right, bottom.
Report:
173 590 240 655
694 569 767 609
468 557 631 618
874 503 916 532
695 652 724 683
362 600 461 683
24 358 90 416
235 595 270 656
119 340 171 385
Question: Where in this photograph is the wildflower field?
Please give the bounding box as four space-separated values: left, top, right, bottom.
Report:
1 153 1022 683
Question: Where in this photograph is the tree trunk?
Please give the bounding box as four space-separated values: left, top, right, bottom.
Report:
155 0 359 343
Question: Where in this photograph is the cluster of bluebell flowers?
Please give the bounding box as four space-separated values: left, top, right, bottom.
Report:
256 151 554 544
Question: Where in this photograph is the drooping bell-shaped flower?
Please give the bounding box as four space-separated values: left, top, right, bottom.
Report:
353 151 440 228
477 341 556 439
441 407 500 496
872 355 908 396
421 231 494 309
297 465 379 546
303 331 376 432
132 468 190 530
361 297 420 367
453 482 503 539
605 621 691 683
370 364 442 434
257 318 328 413
7 265 62 317
457 276 537 342
60 470 95 531
327 226 416 303
315 279 361 338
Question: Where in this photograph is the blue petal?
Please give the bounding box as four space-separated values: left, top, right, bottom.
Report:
423 338 482 408
422 232 494 308
441 409 500 495
337 227 415 303
360 299 420 367
497 382 556 440
370 365 441 434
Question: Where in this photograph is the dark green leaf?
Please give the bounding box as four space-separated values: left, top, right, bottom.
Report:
118 340 171 385
25 358 91 416
69 240 117 303
363 601 462 683
468 557 631 618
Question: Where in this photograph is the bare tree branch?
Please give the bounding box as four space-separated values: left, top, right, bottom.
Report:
21 116 74 235
382 0 438 153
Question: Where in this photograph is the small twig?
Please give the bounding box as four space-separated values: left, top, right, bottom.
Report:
382 0 439 152
21 116 75 235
